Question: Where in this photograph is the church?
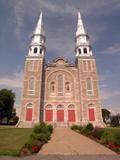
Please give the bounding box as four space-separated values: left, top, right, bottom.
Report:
19 11 104 128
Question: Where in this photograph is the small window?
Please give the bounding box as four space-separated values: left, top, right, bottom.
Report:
50 82 55 93
78 48 81 54
34 47 37 53
65 82 70 92
84 48 87 54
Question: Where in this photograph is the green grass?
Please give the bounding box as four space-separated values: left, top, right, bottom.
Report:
103 127 120 131
0 127 33 156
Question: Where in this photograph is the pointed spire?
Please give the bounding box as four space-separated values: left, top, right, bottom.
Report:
34 11 44 35
76 11 86 36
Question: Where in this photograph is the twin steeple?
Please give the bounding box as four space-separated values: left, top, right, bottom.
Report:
33 11 45 36
76 12 86 36
28 11 92 58
75 11 92 57
28 11 45 57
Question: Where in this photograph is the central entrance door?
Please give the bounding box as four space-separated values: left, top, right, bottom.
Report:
68 110 75 122
57 110 64 122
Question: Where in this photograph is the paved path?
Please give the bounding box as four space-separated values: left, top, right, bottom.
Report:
39 128 116 155
0 155 120 160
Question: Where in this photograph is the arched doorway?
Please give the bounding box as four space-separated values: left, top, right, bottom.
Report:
26 103 33 121
68 104 75 122
88 104 95 121
57 105 64 122
45 104 53 122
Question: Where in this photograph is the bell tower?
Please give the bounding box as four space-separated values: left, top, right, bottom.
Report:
75 12 92 57
76 11 104 126
19 12 45 127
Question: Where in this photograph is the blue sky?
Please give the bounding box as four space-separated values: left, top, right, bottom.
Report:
0 0 120 114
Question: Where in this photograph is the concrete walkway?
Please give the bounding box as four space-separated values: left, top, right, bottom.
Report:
39 128 116 155
0 155 120 160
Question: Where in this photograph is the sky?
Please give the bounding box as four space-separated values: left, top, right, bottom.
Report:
0 0 120 114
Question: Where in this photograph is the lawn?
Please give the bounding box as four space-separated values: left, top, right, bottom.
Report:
0 127 33 156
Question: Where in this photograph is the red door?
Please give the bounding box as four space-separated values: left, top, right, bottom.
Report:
57 110 64 122
45 110 53 122
89 108 95 121
26 108 32 121
68 110 75 122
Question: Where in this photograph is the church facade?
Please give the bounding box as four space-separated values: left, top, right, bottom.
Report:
19 12 104 128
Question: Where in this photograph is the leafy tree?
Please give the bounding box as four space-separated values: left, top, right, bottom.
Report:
0 89 15 124
111 114 120 127
102 108 111 124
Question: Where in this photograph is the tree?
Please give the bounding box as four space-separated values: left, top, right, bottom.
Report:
111 114 120 127
0 89 15 124
102 108 111 124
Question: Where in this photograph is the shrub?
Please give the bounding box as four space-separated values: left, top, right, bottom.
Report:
81 123 94 135
24 138 43 150
71 125 83 132
100 130 120 145
92 127 104 139
33 122 48 133
23 122 53 155
111 115 120 127
30 132 50 143
47 124 53 133
114 133 120 146
31 146 41 153
20 148 31 157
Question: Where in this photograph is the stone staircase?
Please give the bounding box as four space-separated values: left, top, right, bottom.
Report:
54 122 69 128
16 120 35 128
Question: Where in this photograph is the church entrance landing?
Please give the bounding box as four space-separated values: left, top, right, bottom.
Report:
45 104 76 127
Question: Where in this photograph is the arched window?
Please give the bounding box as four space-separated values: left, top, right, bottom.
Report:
88 104 94 108
34 47 37 53
26 103 33 108
84 48 87 54
45 104 52 109
40 48 42 54
57 104 64 109
50 81 55 93
28 77 35 95
78 48 81 54
87 78 93 95
65 82 70 93
58 75 63 96
68 104 75 109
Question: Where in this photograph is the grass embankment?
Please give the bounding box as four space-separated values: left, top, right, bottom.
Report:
0 127 33 156
71 124 120 153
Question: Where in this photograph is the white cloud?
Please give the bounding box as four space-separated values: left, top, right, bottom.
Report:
14 1 25 40
99 43 120 55
101 89 120 100
0 71 23 88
